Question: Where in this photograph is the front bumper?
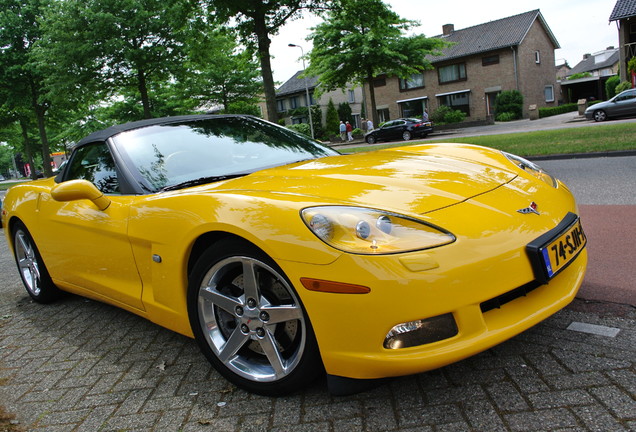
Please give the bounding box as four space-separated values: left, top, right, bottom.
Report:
281 177 587 380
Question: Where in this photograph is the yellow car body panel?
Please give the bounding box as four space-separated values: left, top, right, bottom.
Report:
2 143 586 381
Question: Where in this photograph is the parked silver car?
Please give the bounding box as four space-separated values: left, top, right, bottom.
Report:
585 88 636 122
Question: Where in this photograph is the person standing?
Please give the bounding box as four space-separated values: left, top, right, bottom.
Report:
422 109 429 122
346 121 353 141
339 121 346 141
366 118 374 131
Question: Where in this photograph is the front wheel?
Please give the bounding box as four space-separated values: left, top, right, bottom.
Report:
593 110 607 122
187 238 323 395
366 134 377 144
13 222 61 303
402 130 412 141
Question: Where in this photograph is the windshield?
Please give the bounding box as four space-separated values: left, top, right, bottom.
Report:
112 116 339 192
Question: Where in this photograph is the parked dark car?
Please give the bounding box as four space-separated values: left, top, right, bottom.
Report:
365 118 433 144
584 88 636 122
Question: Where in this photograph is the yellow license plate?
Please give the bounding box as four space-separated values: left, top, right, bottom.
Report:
527 213 587 282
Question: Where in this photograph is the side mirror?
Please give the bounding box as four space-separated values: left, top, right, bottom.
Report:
51 179 111 211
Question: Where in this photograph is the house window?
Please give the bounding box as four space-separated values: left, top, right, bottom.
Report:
399 98 428 118
482 55 499 66
544 85 554 102
535 51 541 64
352 114 361 128
399 73 425 90
276 99 286 112
289 96 299 109
376 108 390 123
373 77 386 87
438 91 470 116
348 89 356 103
438 64 466 84
303 93 316 106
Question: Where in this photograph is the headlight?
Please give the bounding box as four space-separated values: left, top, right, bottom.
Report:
301 206 455 254
503 152 557 188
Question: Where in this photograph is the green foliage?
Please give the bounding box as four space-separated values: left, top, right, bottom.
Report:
566 72 592 80
337 102 353 124
430 105 465 124
494 90 523 119
287 123 311 137
615 81 633 94
538 103 577 118
495 112 517 122
352 128 362 135
306 0 448 125
206 0 328 122
310 105 324 139
325 98 340 136
223 101 261 116
628 57 636 75
605 75 621 99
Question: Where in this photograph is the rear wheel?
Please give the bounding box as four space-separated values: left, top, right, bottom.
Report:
402 131 412 141
13 222 61 303
187 238 323 395
593 110 607 122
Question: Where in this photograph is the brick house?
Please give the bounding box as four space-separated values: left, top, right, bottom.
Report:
560 47 620 102
364 10 560 123
610 0 636 86
265 70 364 132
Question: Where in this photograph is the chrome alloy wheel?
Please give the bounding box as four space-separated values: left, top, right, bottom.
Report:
14 228 42 297
196 256 306 382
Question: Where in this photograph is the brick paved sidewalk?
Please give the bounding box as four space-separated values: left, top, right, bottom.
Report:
1 243 635 431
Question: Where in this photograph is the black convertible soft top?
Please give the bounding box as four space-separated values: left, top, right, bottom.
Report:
75 114 251 147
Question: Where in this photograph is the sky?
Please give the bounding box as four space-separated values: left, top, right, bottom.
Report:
269 0 620 85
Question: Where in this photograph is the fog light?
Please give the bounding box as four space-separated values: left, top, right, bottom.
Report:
384 313 458 349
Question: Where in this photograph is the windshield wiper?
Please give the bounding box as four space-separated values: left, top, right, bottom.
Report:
160 174 246 192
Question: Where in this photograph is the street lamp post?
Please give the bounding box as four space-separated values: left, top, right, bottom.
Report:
288 43 315 139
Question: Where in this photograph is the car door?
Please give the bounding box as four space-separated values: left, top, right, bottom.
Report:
379 120 404 141
612 90 636 117
35 142 144 310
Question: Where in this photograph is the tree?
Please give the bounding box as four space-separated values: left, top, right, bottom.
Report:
605 75 620 99
180 26 262 112
494 90 523 119
306 0 447 126
37 0 194 120
206 0 328 123
337 102 352 124
325 98 339 138
0 0 56 177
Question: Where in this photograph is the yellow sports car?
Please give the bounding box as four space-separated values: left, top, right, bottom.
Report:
1 115 587 396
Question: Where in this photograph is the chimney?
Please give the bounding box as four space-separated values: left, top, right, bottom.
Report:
606 46 614 50
442 24 454 36
583 53 591 60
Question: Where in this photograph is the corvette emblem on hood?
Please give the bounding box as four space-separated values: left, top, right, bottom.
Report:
517 202 540 215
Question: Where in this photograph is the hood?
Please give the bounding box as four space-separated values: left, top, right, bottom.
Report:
221 146 517 215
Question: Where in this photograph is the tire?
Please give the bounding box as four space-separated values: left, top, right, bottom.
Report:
187 238 323 395
402 130 412 141
593 110 607 122
366 134 377 144
13 222 61 303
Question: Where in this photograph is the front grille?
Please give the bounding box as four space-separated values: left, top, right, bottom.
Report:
480 280 543 313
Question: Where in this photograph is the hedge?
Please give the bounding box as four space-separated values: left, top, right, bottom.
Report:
539 103 577 118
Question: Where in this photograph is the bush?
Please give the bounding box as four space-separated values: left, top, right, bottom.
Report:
494 90 523 119
539 103 577 118
605 75 620 99
615 81 633 94
287 123 311 137
430 105 465 124
352 128 362 135
495 112 517 122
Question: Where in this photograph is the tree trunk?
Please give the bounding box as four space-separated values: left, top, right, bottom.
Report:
254 15 278 123
137 67 152 119
35 106 53 177
366 70 379 127
19 119 37 180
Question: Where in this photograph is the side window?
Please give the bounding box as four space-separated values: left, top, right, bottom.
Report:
66 142 120 194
